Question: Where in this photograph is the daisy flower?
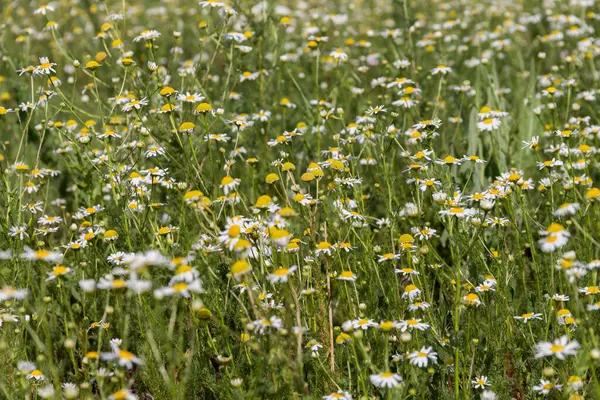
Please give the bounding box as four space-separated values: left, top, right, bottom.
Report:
34 57 56 75
133 29 161 42
353 318 378 330
538 234 568 253
431 65 452 75
330 48 348 61
21 248 63 263
439 207 476 218
323 390 352 400
34 4 55 15
472 376 490 389
532 379 562 395
337 270 357 281
26 369 45 381
398 318 430 332
122 98 149 112
378 253 401 263
554 202 580 217
45 265 72 281
267 265 298 283
435 155 462 165
154 279 204 298
513 313 543 323
477 118 501 131
220 176 241 194
9 225 29 240
316 241 334 256
408 346 438 367
408 301 430 311
0 287 29 301
199 0 225 7
395 267 419 277
251 316 284 334
101 343 144 369
463 293 482 306
535 336 580 359
370 372 403 388
109 389 137 400
177 92 204 103
537 158 564 170
402 284 421 301
579 286 600 295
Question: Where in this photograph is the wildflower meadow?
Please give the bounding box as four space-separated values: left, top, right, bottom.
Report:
2 0 600 398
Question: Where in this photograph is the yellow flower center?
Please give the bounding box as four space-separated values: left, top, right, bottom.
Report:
550 344 564 353
53 266 68 276
119 350 134 360
34 250 49 259
176 265 192 275
444 155 457 163
228 224 241 238
113 280 126 288
173 283 188 292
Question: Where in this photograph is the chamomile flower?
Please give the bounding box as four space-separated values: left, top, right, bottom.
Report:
513 313 543 323
34 4 55 15
154 279 204 298
472 376 490 389
267 265 298 283
220 176 241 194
431 65 452 75
337 270 357 281
463 293 482 306
37 215 62 225
330 48 348 61
439 207 476 218
45 265 72 281
177 92 204 103
109 389 137 400
199 0 225 7
532 379 562 395
21 248 63 262
535 336 580 359
102 343 144 369
323 391 352 400
402 284 421 301
408 346 438 367
353 318 378 330
133 29 161 42
408 301 430 311
370 372 403 388
398 318 430 332
378 253 400 263
538 234 569 252
537 158 564 170
9 225 29 240
579 286 600 295
0 287 29 301
251 316 284 334
477 118 501 131
26 369 46 381
554 202 580 216
34 57 56 75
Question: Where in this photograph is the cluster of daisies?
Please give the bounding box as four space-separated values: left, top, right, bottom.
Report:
2 0 600 398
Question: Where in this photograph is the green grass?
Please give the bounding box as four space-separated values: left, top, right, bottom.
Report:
1 0 600 399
